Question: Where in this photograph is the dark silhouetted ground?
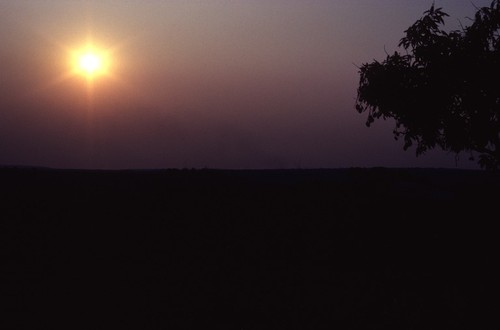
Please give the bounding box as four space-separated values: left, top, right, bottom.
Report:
1 167 498 329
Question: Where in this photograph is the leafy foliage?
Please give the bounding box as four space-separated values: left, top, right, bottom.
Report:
356 1 500 169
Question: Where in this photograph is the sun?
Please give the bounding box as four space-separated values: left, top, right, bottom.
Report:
79 53 102 74
71 46 111 79
37 33 129 95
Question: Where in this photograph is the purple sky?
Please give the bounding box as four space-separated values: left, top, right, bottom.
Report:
0 1 490 169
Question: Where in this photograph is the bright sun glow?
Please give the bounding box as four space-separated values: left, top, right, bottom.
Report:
71 46 111 79
79 53 102 74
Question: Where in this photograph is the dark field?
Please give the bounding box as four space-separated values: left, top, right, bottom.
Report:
1 167 498 329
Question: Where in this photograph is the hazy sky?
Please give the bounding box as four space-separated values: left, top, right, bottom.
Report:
0 0 491 169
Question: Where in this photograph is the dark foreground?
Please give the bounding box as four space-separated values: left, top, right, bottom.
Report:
1 167 498 329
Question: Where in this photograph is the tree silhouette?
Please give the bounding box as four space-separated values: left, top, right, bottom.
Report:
356 1 500 169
